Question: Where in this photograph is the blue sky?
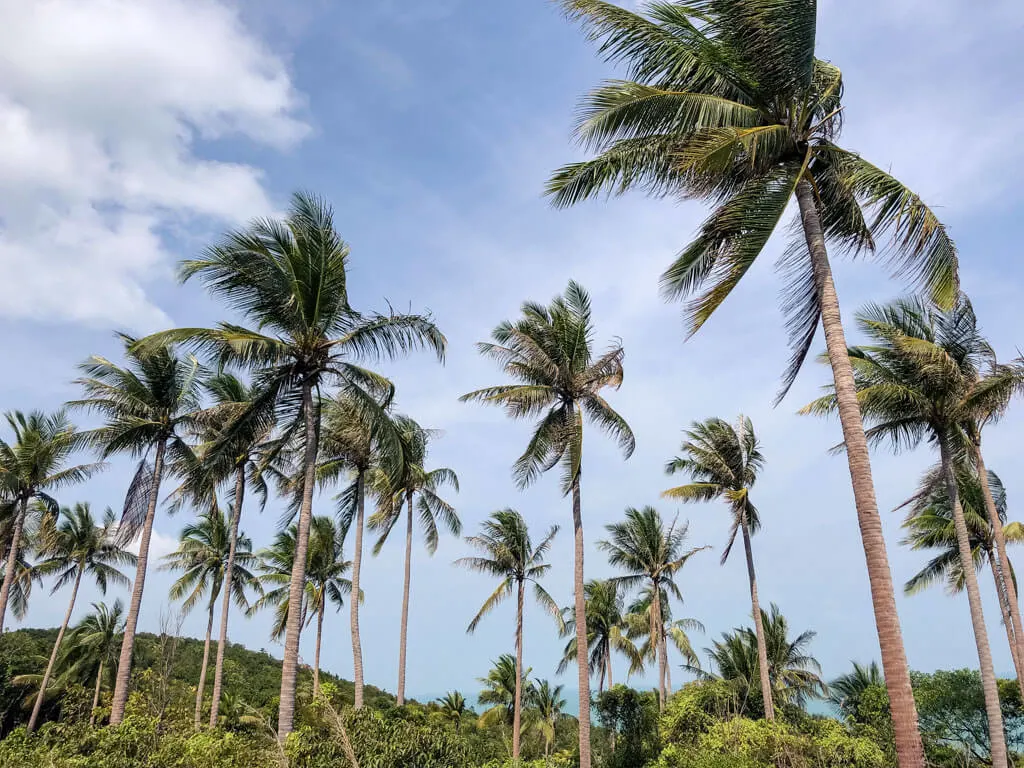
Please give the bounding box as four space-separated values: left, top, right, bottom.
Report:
2 0 1024 706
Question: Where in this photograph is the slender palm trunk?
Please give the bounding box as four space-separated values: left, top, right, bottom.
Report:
571 475 592 768
194 597 216 730
513 579 524 762
28 565 84 732
664 630 672 694
313 608 323 698
796 180 925 768
0 497 28 632
606 645 613 689
652 579 667 711
209 465 245 727
397 495 414 706
988 548 1024 700
90 661 104 726
110 438 167 725
937 431 1008 768
278 379 320 739
351 471 366 709
741 515 774 721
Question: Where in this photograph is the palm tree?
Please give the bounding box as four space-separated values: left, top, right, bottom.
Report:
830 661 884 721
61 599 126 725
138 191 445 736
621 582 703 695
456 509 560 762
0 520 41 623
532 678 566 762
599 506 704 710
546 5 959 765
437 691 468 732
370 416 459 706
0 410 99 631
478 654 535 733
558 579 638 693
461 280 634 768
161 503 260 729
252 515 352 698
663 415 776 720
801 296 1011 768
70 334 203 725
27 503 134 732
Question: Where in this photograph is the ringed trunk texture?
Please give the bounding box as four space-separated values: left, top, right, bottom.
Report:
313 608 323 698
194 599 216 730
90 661 104 726
988 549 1024 701
741 516 775 721
209 465 245 727
796 180 926 768
397 495 414 706
571 477 592 768
28 565 84 732
0 497 28 632
513 579 524 762
110 438 167 725
606 645 613 689
652 579 666 711
351 472 366 708
937 432 1008 768
277 379 320 739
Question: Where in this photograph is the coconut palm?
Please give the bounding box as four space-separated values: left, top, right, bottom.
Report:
137 191 445 736
0 410 99 631
558 579 638 693
546 4 959 764
461 280 634 768
61 599 126 725
252 515 352 698
801 296 1012 767
663 415 776 720
369 416 459 706
161 503 260 729
532 678 566 762
0 526 41 623
830 661 884 721
621 582 703 694
455 509 560 761
437 691 468 732
26 503 134 732
70 334 203 725
599 506 705 710
478 654 535 732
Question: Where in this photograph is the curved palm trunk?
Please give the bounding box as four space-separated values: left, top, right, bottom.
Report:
652 579 667 711
90 661 104 726
28 565 84 732
209 465 245 727
937 432 1008 768
0 497 28 632
513 579 524 762
110 438 167 725
571 476 592 768
313 607 324 698
796 180 925 768
988 547 1024 701
740 515 774 721
194 597 216 730
350 472 366 709
397 494 414 706
278 380 320 739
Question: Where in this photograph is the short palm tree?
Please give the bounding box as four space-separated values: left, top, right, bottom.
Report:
252 515 352 698
462 280 634 768
161 504 260 729
456 509 560 762
478 654 535 732
61 599 125 725
663 415 775 720
558 579 638 692
599 506 705 710
27 503 134 732
0 410 99 631
370 416 459 706
830 661 884 721
437 691 468 732
138 191 445 736
801 296 1011 767
621 582 703 694
71 334 203 725
532 678 566 761
546 5 959 764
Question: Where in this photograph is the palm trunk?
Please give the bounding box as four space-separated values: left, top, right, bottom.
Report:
606 645 613 689
513 578 524 762
741 515 775 721
571 475 592 768
90 661 104 726
664 628 672 695
313 608 323 698
795 179 925 768
28 565 84 732
209 464 245 727
194 597 216 730
110 438 167 725
0 497 28 632
652 579 666 711
937 431 1008 768
397 495 414 706
351 471 366 709
277 379 320 739
988 547 1024 701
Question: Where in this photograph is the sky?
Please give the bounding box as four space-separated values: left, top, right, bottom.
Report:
2 0 1024 707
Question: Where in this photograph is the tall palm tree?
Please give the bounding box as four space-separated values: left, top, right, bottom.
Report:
70 334 203 725
558 579 638 693
663 415 775 720
370 416 459 706
801 295 1011 768
27 503 134 732
139 192 445 736
0 519 41 623
621 582 703 695
478 654 535 732
830 661 884 721
532 678 566 762
0 410 99 631
462 280 634 768
599 506 705 710
161 504 260 729
61 599 126 725
252 515 352 698
546 5 958 764
437 691 468 732
456 509 560 762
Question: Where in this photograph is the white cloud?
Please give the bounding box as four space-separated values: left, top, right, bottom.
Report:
125 528 178 561
0 0 308 330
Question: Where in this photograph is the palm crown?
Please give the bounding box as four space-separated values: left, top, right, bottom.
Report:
36 503 135 596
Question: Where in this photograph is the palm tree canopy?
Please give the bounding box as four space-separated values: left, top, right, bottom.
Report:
437 691 468 718
461 280 634 493
830 661 884 719
60 599 125 688
478 654 535 726
559 578 640 676
622 582 704 671
546 1 957 399
34 503 135 595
